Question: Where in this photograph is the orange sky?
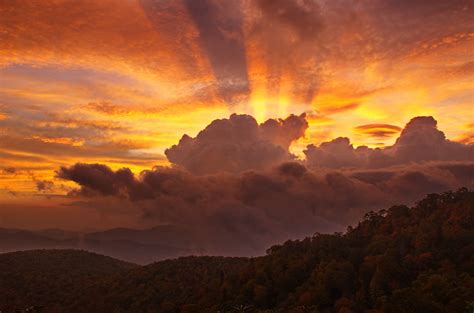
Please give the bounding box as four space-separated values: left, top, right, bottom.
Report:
0 0 473 203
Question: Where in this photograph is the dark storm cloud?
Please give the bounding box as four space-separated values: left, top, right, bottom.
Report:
57 163 135 197
165 113 308 175
58 160 473 256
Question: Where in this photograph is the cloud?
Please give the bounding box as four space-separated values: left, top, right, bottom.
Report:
35 180 54 192
245 0 324 105
329 0 474 62
2 167 16 174
57 163 135 197
56 113 474 256
0 0 214 92
318 102 360 115
458 132 474 144
305 116 473 169
456 123 474 144
391 116 473 163
85 102 131 116
57 160 474 256
165 113 308 175
0 134 153 161
255 0 323 40
354 123 402 139
1 0 472 122
304 137 370 169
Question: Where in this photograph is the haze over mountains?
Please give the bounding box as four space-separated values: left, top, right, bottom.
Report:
0 226 192 264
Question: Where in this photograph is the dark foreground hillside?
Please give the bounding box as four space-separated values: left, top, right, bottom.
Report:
1 189 473 313
0 250 136 312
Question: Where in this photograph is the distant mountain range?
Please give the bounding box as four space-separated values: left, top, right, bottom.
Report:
1 189 472 313
0 225 195 264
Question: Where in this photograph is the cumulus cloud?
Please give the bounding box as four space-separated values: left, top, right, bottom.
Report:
165 113 308 175
305 116 473 169
56 113 473 256
304 137 371 169
391 116 473 162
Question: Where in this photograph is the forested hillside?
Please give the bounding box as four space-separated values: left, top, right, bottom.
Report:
1 189 473 313
0 250 136 312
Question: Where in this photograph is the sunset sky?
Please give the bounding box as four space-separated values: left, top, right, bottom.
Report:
0 0 473 234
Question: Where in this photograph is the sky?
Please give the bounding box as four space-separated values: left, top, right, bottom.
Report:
0 0 473 243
